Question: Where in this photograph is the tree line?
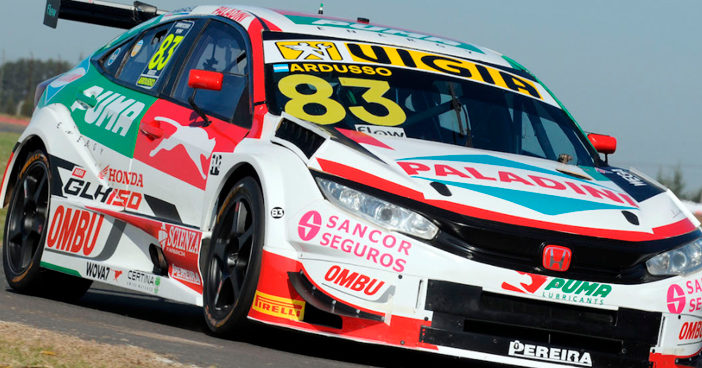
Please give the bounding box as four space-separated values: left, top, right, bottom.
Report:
0 58 72 117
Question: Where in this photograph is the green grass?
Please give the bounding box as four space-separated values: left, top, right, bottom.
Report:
0 131 22 245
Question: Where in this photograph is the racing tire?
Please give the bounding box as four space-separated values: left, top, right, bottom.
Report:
2 150 92 300
203 176 264 336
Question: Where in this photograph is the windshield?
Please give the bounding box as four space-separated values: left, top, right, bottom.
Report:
264 36 596 167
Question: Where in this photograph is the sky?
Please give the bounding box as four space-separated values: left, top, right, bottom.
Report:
1 1 701 194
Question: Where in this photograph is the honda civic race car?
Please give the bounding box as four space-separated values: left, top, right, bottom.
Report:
3 1 702 367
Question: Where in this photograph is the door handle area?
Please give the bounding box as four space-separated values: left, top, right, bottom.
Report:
140 121 164 139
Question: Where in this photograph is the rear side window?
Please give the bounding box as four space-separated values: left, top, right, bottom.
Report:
101 40 133 77
117 20 195 91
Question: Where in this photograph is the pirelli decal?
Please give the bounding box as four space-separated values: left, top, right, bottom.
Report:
252 291 305 321
268 40 542 100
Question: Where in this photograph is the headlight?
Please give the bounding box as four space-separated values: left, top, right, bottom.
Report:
316 178 439 240
646 238 702 276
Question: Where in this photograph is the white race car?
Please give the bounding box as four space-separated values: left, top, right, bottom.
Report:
3 1 701 367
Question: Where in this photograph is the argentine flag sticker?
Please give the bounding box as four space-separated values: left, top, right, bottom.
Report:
273 64 290 73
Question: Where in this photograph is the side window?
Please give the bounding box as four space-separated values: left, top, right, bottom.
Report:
170 21 250 124
117 20 195 91
100 39 134 77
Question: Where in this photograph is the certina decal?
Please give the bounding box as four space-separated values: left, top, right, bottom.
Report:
126 270 161 294
508 340 592 367
276 41 343 61
47 206 104 256
99 165 144 187
297 211 410 272
323 265 386 297
355 125 405 137
679 321 702 341
150 116 215 179
502 272 612 306
63 178 142 210
398 160 638 215
158 223 201 258
252 291 305 321
667 280 702 314
73 86 145 137
85 262 110 281
170 265 201 285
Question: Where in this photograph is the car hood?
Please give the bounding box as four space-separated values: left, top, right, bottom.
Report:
308 128 698 242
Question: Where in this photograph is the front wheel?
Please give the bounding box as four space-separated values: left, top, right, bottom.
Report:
203 177 265 335
2 150 92 300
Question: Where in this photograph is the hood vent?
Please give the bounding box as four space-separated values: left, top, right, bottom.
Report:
430 181 452 197
275 119 325 158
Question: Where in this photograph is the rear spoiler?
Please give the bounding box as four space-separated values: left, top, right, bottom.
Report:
43 0 167 29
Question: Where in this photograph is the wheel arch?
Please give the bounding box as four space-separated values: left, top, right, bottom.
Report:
2 135 47 208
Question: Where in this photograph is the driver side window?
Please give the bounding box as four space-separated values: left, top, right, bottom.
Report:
170 20 250 125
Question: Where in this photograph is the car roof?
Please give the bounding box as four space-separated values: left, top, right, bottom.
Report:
168 5 513 69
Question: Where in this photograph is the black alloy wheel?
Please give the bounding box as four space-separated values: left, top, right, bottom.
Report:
2 150 92 300
203 176 264 335
3 151 51 289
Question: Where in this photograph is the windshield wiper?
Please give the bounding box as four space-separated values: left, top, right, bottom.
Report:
448 84 472 147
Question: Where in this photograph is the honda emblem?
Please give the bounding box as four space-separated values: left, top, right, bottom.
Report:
542 245 572 272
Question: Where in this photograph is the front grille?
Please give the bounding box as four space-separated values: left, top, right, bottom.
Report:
431 212 701 284
422 280 660 367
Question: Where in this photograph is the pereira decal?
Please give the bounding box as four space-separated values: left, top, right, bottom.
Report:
502 272 612 306
252 291 305 321
508 340 592 367
297 211 410 272
46 205 104 256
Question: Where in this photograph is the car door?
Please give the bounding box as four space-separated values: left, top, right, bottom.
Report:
131 19 252 228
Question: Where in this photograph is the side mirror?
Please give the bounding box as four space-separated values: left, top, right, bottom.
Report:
186 69 223 126
588 133 617 155
188 69 223 91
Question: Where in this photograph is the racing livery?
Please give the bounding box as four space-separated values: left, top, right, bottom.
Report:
3 1 701 367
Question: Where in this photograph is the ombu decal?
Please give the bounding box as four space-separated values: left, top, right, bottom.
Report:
47 206 104 256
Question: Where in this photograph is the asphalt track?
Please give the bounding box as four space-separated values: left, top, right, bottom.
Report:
0 260 505 368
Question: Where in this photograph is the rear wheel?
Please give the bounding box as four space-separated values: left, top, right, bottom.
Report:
203 177 264 335
2 150 91 300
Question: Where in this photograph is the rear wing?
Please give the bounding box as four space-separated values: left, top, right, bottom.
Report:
43 0 167 29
